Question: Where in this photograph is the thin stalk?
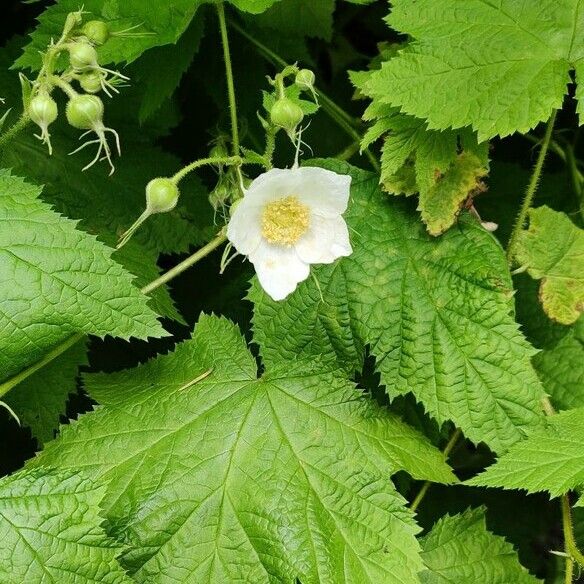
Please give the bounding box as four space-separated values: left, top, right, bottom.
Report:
0 231 228 399
172 155 241 184
216 3 240 156
0 114 30 150
229 20 380 172
410 428 462 512
507 111 557 262
562 494 584 572
565 144 584 222
141 231 227 295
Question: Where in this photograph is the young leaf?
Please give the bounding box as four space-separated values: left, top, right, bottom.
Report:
251 161 545 453
351 67 489 234
514 206 584 325
32 315 455 584
467 407 584 499
3 340 88 445
364 0 584 140
0 170 165 380
0 468 131 583
419 507 540 583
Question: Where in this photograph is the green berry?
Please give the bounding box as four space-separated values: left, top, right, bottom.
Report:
295 69 315 91
69 41 98 70
81 20 110 46
270 98 304 133
79 71 103 94
146 178 180 214
28 94 58 128
66 94 104 130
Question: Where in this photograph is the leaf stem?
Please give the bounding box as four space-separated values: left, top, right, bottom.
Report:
410 428 462 513
216 3 240 156
0 113 30 151
0 231 228 398
229 20 380 173
507 111 557 262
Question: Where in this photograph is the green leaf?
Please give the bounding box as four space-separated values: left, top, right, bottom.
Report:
363 0 584 140
351 71 489 234
3 340 88 445
467 407 584 498
251 161 545 453
0 468 131 583
229 0 283 13
419 507 540 583
15 0 208 70
0 170 165 380
32 315 455 583
533 318 584 410
515 206 584 325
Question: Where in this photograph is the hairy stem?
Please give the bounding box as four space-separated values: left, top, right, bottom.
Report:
229 20 380 172
0 231 228 399
410 428 462 513
216 3 240 156
507 111 557 262
562 494 584 573
0 113 30 150
172 155 241 184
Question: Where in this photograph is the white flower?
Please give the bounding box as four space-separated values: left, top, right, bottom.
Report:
227 166 353 301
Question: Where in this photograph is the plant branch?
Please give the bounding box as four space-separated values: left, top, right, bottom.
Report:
172 155 241 184
229 20 380 173
507 111 557 262
0 231 228 399
0 113 30 151
216 3 240 156
410 428 462 513
562 494 584 573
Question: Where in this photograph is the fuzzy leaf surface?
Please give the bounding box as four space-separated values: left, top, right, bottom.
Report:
515 206 584 325
0 468 131 583
419 507 540 583
32 315 455 584
0 171 164 380
251 161 545 453
363 0 584 140
468 407 584 498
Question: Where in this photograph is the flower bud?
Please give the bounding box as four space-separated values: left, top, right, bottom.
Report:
66 94 104 130
270 97 304 134
295 69 315 91
81 20 110 46
146 178 180 214
79 71 103 94
69 41 99 71
28 94 58 129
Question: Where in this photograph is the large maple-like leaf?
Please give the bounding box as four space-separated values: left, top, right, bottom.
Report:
362 0 584 140
251 161 545 453
32 315 455 584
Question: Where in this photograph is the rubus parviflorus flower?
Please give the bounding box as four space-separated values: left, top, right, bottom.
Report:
227 165 353 300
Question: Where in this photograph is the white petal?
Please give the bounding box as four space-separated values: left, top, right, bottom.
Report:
243 168 304 206
295 214 352 264
226 197 263 255
293 166 352 217
249 241 310 301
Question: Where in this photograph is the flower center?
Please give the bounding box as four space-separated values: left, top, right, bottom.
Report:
261 196 310 246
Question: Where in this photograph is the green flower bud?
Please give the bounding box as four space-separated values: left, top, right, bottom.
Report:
295 69 315 91
69 41 99 70
79 71 103 94
81 20 110 46
270 97 304 134
66 94 104 130
28 94 58 129
146 178 180 214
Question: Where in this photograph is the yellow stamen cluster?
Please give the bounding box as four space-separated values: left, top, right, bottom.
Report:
261 195 310 246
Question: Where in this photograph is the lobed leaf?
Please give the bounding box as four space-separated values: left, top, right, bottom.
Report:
32 315 455 583
251 161 545 453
